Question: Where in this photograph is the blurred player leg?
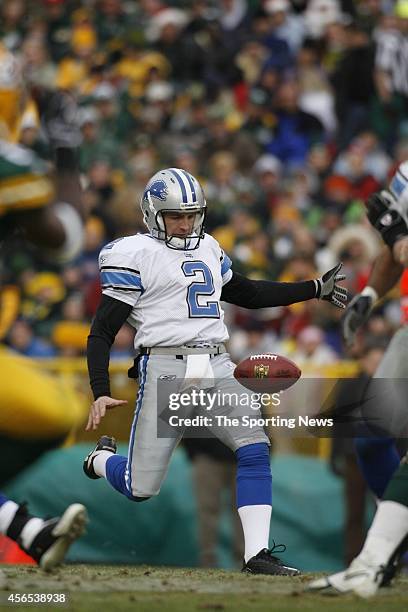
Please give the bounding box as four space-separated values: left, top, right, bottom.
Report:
355 328 408 497
308 459 408 596
0 493 87 571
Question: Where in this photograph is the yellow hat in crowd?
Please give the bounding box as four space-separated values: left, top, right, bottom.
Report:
395 0 408 18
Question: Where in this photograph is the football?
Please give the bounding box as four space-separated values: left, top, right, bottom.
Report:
233 353 301 393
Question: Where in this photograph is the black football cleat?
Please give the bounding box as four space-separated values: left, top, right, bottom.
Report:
25 504 88 571
242 544 300 576
381 534 408 587
83 435 117 479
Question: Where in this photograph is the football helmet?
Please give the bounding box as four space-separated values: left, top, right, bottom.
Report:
140 168 206 250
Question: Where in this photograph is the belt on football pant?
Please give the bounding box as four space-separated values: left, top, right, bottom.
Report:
139 343 226 359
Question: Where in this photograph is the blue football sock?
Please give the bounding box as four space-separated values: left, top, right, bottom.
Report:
355 437 400 498
236 442 272 508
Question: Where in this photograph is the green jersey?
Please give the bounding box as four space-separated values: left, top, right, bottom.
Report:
0 140 54 215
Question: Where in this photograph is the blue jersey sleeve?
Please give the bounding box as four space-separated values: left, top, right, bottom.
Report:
220 249 233 285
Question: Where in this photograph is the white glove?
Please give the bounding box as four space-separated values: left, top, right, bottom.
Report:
342 288 377 345
314 263 348 309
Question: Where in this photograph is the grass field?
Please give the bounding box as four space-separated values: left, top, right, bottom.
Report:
0 566 407 611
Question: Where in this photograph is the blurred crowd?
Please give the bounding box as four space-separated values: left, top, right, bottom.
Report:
2 0 408 365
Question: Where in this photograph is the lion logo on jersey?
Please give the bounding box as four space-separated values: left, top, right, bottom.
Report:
143 180 168 202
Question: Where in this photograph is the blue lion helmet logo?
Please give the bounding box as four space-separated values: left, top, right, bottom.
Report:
144 180 168 202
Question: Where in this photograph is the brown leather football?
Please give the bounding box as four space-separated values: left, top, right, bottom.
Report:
233 353 301 392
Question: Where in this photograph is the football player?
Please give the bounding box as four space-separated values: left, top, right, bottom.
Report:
83 167 347 575
308 160 408 595
0 45 87 569
342 162 408 503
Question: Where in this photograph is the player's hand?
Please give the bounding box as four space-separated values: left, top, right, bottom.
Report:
315 263 348 309
86 396 128 431
342 293 374 346
31 87 82 149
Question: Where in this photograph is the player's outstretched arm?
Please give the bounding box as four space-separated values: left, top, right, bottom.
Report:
16 89 84 261
220 265 347 309
86 295 132 429
342 245 403 346
342 181 408 345
34 89 83 217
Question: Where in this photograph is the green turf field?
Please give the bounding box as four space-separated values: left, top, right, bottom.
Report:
0 566 407 611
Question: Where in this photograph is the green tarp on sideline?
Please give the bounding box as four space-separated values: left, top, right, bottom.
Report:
4 445 371 571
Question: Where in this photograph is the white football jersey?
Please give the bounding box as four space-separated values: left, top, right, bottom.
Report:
99 233 233 350
389 161 408 222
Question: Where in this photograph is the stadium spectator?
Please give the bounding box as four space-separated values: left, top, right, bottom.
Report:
7 318 56 358
266 79 326 166
264 0 306 55
290 325 338 365
331 22 376 149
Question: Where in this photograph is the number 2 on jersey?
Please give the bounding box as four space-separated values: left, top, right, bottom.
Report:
182 261 220 318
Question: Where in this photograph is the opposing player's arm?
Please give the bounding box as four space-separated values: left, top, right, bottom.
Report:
368 244 403 298
2 90 84 261
343 184 408 345
38 90 83 221
221 264 347 309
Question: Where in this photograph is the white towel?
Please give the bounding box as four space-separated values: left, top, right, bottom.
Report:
179 354 214 392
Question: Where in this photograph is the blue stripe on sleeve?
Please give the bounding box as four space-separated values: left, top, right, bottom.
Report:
221 253 232 276
100 271 144 290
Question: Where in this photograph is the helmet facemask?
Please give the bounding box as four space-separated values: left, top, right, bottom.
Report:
157 208 206 250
